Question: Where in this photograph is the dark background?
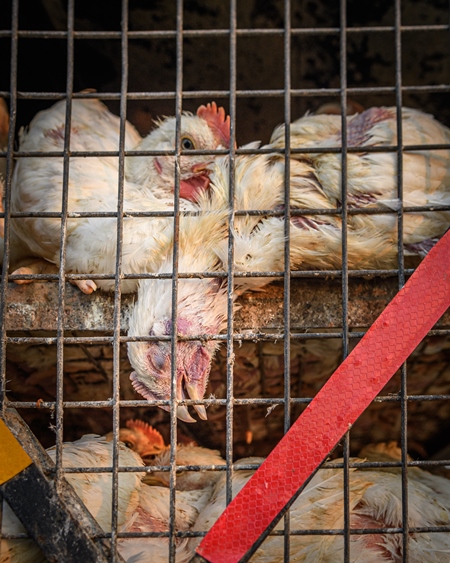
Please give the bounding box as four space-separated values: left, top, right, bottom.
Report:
0 0 449 144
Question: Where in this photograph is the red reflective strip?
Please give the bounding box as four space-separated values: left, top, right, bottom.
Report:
196 230 450 563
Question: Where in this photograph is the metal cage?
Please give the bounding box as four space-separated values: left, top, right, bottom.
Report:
1 0 450 561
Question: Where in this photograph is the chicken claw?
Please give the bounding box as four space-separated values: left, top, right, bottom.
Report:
10 266 36 284
10 259 57 284
70 279 98 294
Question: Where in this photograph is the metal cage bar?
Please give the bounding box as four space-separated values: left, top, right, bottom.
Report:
0 0 18 414
167 0 184 559
282 1 292 560
339 2 351 561
394 1 410 559
225 0 238 514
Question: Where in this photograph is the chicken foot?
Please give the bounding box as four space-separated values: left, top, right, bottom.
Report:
10 258 97 293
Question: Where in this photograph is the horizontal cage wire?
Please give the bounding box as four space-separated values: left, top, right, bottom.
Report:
0 0 450 562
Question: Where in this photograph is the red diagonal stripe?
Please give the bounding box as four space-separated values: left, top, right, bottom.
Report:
196 230 450 563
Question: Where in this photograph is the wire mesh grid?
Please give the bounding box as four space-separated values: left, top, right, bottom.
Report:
0 0 450 562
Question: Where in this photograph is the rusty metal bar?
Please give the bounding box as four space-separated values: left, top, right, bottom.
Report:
394 2 409 561
3 140 450 159
0 0 18 417
282 0 292 560
106 0 130 559
8 391 450 412
52 0 75 490
2 83 450 102
167 0 184 560
339 2 351 560
224 0 237 521
0 23 448 41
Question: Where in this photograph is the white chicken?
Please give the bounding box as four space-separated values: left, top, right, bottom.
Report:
270 106 450 262
108 423 223 562
189 443 450 562
9 97 230 293
0 434 214 563
128 106 450 420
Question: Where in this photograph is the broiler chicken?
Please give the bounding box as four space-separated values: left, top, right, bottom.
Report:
9 97 230 293
127 149 296 419
189 443 450 562
0 433 214 563
128 106 450 420
270 106 450 263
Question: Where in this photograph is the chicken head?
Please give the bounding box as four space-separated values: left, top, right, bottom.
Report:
129 313 222 423
126 101 231 202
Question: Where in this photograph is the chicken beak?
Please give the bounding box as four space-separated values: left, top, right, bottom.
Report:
191 163 208 174
185 382 208 420
130 370 197 422
194 404 208 420
177 405 197 423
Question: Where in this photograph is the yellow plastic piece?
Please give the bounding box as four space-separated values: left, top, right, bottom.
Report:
0 419 32 485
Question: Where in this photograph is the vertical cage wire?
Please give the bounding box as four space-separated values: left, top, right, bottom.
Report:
394 1 410 560
0 0 18 414
225 0 238 509
0 2 18 546
339 1 351 561
54 0 75 488
108 0 130 559
168 0 184 559
282 0 292 561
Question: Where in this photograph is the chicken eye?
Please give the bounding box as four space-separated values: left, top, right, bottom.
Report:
123 441 134 449
181 137 195 150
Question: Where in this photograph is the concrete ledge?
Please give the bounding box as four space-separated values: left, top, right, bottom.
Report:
4 278 450 332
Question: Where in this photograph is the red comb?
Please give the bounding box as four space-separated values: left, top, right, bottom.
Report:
126 419 165 448
196 101 231 148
